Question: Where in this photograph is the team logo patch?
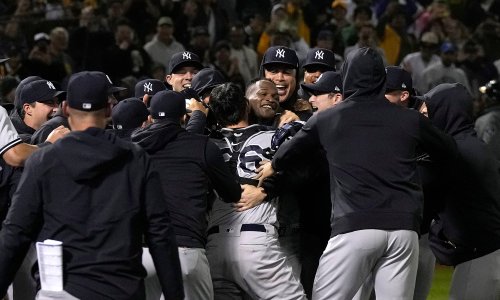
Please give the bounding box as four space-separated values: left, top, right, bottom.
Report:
144 82 153 93
182 51 192 60
275 49 285 58
315 50 324 60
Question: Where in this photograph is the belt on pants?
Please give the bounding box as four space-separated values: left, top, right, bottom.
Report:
207 224 267 236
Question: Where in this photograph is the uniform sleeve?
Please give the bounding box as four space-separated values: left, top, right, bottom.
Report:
0 153 43 296
204 139 241 203
0 106 22 156
185 110 207 134
272 113 321 172
142 158 184 300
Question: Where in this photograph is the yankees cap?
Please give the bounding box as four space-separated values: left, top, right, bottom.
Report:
167 51 204 74
303 48 336 71
67 71 126 111
134 79 165 98
301 71 342 95
150 90 186 121
15 76 43 109
191 68 227 97
112 98 149 129
261 46 299 69
385 66 413 93
19 79 65 105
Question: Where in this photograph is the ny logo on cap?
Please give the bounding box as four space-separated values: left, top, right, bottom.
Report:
46 81 56 90
275 49 285 59
315 50 324 60
144 82 153 93
182 52 192 60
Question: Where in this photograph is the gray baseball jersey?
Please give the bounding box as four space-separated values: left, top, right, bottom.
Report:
0 106 22 156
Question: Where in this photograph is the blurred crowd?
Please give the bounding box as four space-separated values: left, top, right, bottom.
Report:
1 0 500 111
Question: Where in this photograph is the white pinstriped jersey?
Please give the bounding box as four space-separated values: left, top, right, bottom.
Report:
209 124 278 227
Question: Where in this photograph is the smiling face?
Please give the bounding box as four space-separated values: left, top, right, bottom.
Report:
247 80 279 120
263 64 296 103
166 65 199 92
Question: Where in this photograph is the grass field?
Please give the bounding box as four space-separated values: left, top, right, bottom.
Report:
427 265 454 300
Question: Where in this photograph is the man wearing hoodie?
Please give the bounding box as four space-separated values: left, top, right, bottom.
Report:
423 83 500 299
265 47 457 299
0 71 184 300
131 89 241 300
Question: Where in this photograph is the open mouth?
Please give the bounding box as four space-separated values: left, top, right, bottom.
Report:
275 84 287 96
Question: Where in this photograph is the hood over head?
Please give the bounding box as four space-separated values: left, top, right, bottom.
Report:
423 83 474 135
341 47 386 101
131 121 183 154
53 128 132 181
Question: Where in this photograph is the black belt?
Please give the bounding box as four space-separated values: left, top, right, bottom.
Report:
207 224 267 235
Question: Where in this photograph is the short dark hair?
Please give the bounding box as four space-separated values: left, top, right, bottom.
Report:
210 83 248 127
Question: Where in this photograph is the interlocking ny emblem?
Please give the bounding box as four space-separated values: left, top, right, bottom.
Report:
182 52 191 60
46 81 56 90
275 49 285 58
144 82 153 93
315 50 324 60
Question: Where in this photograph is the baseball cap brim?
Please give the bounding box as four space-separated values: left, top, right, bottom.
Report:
263 61 297 69
302 62 335 71
38 90 65 103
171 61 204 74
300 83 331 95
108 86 127 93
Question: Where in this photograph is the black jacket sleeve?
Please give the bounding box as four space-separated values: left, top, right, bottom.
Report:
272 114 321 172
142 158 184 300
185 110 207 134
0 154 43 296
204 139 241 203
418 115 458 164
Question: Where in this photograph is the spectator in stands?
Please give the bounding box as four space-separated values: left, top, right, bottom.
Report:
144 16 185 70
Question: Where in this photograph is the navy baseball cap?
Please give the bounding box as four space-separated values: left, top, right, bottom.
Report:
15 76 43 109
385 66 413 93
134 79 165 98
261 46 299 70
19 79 65 105
167 51 204 74
150 90 186 121
191 68 227 97
67 71 126 111
301 71 342 95
303 48 336 71
112 98 149 129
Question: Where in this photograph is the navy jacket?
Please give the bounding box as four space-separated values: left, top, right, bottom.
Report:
0 128 183 300
272 47 457 237
132 121 241 248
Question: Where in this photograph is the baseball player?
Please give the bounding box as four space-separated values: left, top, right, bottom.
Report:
166 51 203 92
262 47 458 299
132 89 242 300
206 83 307 300
423 83 500 299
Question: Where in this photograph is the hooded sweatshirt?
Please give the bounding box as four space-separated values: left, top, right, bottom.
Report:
272 47 457 236
424 83 500 254
0 127 184 300
132 121 241 248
